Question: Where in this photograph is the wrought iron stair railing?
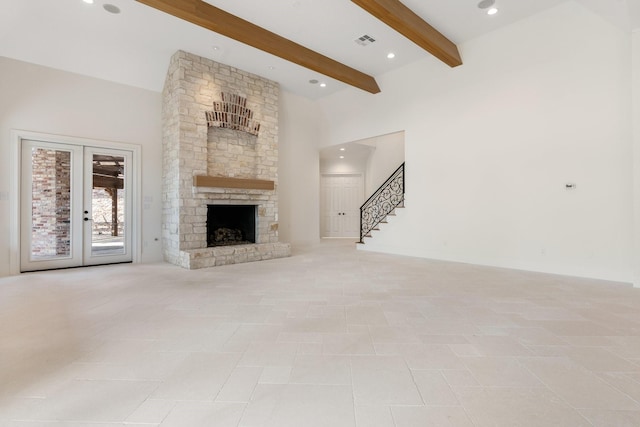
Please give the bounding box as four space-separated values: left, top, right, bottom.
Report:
359 162 405 243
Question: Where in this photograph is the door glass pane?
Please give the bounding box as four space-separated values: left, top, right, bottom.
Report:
30 148 72 260
91 154 125 256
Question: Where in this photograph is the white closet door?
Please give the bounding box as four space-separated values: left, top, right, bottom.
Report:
320 174 363 238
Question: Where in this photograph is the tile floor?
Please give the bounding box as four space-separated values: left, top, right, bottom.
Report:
1 239 640 426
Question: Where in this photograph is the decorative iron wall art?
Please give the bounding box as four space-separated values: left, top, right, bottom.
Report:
205 92 261 136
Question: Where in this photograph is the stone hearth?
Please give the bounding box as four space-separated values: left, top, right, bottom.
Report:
162 51 290 268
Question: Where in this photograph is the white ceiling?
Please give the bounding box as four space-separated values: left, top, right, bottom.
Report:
320 139 375 162
1 0 638 99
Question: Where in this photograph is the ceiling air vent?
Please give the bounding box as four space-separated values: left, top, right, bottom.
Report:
354 34 376 46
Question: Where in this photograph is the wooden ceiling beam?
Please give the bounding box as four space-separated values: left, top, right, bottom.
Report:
136 0 381 94
351 0 462 67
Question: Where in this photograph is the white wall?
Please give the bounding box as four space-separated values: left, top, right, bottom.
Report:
633 30 640 286
278 90 326 246
364 131 405 196
317 2 634 282
0 57 163 277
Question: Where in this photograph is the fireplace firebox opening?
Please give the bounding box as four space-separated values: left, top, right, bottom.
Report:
207 205 257 247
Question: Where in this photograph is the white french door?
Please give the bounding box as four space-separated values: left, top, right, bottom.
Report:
20 140 133 272
320 174 363 238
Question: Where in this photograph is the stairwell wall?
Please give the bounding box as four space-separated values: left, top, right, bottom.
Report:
363 132 405 197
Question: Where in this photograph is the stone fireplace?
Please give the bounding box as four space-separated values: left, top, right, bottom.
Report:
162 50 290 269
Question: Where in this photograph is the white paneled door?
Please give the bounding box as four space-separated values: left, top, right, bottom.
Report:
20 140 133 272
321 174 363 238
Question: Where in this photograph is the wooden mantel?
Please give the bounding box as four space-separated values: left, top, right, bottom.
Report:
193 175 275 190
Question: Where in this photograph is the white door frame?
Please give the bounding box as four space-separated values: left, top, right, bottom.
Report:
10 130 142 274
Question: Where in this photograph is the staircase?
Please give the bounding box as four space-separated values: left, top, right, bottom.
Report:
359 162 405 243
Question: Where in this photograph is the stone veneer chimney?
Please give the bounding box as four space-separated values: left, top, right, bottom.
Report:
162 51 290 268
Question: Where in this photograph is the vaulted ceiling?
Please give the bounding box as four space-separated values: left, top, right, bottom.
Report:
1 0 638 99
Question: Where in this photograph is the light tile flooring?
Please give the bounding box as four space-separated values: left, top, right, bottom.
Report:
2 239 640 426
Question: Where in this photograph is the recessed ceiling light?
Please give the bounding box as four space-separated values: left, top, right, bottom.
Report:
212 46 220 51
339 156 345 159
103 3 121 14
320 83 327 88
387 52 396 59
339 148 345 151
487 7 498 15
268 65 275 70
477 0 495 9
83 0 94 4
309 79 319 84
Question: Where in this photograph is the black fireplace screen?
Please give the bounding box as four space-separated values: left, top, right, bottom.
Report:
207 205 257 247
